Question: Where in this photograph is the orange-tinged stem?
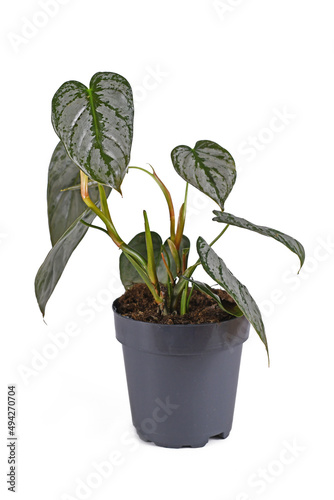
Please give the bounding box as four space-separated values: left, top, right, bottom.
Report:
161 252 175 284
174 183 188 250
129 166 176 241
80 171 123 247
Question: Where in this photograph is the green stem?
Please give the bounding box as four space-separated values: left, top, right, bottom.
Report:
186 284 194 310
209 224 230 246
171 264 197 309
172 225 230 310
80 220 109 235
124 253 163 305
80 171 123 246
61 180 100 192
166 278 173 313
167 238 181 275
98 184 112 220
175 183 188 250
180 286 188 315
143 210 159 290
80 172 147 269
182 248 189 274
192 224 230 268
161 251 175 284
120 243 147 269
129 166 176 240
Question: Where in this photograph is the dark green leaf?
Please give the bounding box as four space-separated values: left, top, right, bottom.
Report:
120 232 162 289
47 142 106 245
171 140 236 209
35 142 111 316
36 209 98 316
197 237 269 361
52 72 134 192
213 211 305 271
157 235 190 283
183 277 243 317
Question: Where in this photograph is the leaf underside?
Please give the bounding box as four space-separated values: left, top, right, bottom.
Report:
171 140 236 209
35 142 111 315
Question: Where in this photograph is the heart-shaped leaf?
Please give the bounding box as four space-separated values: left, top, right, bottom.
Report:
52 72 134 192
197 237 269 362
35 143 111 315
120 232 163 289
213 211 305 271
157 235 190 283
171 140 236 209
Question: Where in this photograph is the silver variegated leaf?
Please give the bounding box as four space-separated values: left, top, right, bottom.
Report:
35 142 111 315
171 140 236 209
52 72 134 192
197 237 269 361
213 211 305 271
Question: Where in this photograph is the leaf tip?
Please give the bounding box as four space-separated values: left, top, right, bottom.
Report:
115 186 123 197
147 163 155 174
196 235 206 253
297 255 305 274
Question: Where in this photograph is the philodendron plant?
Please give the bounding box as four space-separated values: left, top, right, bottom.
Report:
35 71 305 363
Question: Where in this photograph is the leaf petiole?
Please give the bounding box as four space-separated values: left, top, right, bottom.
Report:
129 165 176 241
143 210 159 290
80 220 109 235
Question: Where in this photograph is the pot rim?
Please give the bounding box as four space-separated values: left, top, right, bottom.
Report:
112 298 242 329
113 299 250 355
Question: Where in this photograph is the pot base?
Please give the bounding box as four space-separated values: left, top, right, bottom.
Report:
136 429 230 448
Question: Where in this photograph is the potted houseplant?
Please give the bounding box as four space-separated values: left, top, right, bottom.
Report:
35 72 304 448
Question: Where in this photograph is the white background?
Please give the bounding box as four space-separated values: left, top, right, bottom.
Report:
1 0 333 498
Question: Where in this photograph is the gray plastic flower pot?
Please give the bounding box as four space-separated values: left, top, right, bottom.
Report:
113 300 250 448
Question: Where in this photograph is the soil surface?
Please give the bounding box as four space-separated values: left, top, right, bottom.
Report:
114 283 237 324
